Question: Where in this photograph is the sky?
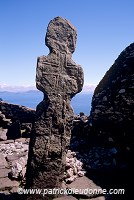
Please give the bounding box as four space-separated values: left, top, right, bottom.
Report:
0 0 134 92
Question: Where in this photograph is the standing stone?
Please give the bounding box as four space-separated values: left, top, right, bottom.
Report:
26 16 84 199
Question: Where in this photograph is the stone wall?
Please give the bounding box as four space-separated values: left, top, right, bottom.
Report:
90 42 134 149
0 101 35 124
0 101 35 140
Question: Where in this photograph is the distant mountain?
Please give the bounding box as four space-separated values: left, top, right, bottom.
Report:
0 84 36 92
0 90 43 109
0 90 93 115
0 83 96 93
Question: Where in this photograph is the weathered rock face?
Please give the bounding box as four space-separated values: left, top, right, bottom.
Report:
36 17 83 97
0 101 35 140
0 110 11 128
26 16 84 199
0 101 35 124
90 43 134 149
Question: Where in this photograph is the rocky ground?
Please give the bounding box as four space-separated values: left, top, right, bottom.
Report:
0 133 128 200
0 112 130 200
0 138 28 198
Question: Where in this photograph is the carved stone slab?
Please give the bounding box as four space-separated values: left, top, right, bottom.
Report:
26 16 84 200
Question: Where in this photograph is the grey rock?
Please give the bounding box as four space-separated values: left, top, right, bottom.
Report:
10 162 22 179
6 152 27 162
0 128 7 141
66 168 74 178
0 142 28 157
0 177 19 190
65 175 77 183
20 166 26 178
10 186 19 193
0 168 10 178
77 170 86 177
0 190 10 195
64 150 86 183
0 101 35 124
9 155 28 179
118 89 125 94
102 96 107 101
15 137 30 143
0 153 8 168
90 42 134 150
66 176 102 198
0 111 11 128
90 197 105 200
26 16 84 200
0 140 14 144
17 156 28 168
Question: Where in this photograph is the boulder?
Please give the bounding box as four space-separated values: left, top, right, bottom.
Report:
0 177 19 190
0 153 8 169
0 110 11 128
0 128 7 141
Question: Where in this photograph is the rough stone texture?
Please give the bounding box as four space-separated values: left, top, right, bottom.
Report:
0 128 7 141
0 177 19 190
66 176 102 198
90 43 134 150
26 16 84 200
0 101 35 139
89 197 105 200
0 141 29 158
90 43 134 200
0 139 30 198
0 168 10 178
6 153 27 163
0 101 35 124
0 154 8 169
0 110 11 128
0 133 127 200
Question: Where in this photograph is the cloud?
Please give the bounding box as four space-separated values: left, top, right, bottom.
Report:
0 83 96 93
82 84 96 93
0 83 36 92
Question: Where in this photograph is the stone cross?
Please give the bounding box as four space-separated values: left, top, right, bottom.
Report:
26 16 84 199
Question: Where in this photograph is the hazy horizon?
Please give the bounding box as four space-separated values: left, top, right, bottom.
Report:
0 89 93 115
0 83 96 93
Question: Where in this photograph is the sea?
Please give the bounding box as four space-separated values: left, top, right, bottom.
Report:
0 90 93 115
